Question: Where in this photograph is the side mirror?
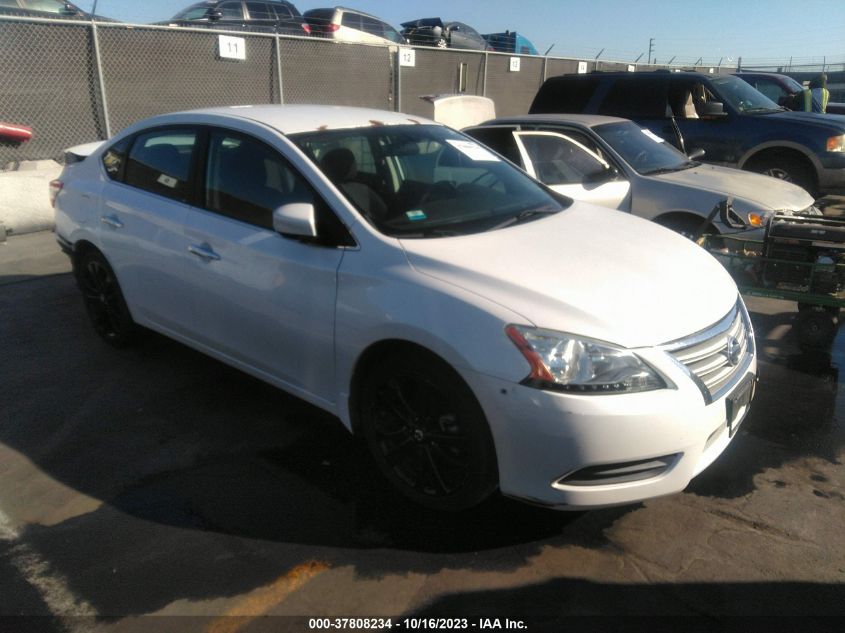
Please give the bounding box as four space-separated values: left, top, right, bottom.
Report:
207 9 223 21
585 165 620 184
273 203 318 239
687 147 706 160
701 101 727 117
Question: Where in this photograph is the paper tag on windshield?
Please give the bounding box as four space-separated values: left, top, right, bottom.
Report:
157 173 178 188
640 128 665 143
446 139 500 161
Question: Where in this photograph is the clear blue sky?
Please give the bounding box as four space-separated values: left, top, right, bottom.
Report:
82 0 845 66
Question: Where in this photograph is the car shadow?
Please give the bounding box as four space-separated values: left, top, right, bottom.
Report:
1 277 843 616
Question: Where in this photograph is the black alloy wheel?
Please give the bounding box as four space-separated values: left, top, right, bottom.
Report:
359 351 498 511
78 250 137 347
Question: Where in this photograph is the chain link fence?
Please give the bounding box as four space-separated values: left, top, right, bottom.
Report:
0 15 740 167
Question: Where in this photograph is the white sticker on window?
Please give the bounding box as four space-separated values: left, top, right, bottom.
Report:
446 139 500 162
157 173 178 188
640 129 665 144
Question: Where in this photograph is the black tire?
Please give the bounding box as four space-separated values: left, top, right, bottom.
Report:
77 249 137 347
798 302 839 318
655 215 710 240
795 306 837 348
747 154 815 195
358 350 498 512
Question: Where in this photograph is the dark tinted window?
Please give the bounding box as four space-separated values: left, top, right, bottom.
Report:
124 130 197 202
340 11 361 29
205 131 353 245
245 1 273 19
598 77 669 118
101 136 131 180
530 77 601 114
361 15 384 37
217 1 243 19
272 3 292 19
463 127 522 166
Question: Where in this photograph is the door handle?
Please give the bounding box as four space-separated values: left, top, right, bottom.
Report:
100 214 123 229
188 244 221 261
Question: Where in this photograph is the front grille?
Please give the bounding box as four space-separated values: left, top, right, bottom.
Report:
663 300 753 402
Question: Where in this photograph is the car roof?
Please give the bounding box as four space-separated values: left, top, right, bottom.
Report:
145 105 439 136
476 113 630 128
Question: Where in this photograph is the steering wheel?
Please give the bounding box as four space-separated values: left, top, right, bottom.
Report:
420 180 458 205
631 150 650 168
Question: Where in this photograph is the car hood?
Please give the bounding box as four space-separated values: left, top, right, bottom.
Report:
654 163 814 211
758 110 845 131
399 204 737 349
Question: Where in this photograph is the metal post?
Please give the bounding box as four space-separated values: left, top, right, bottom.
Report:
275 34 284 104
482 51 488 96
395 48 402 112
90 22 111 138
542 55 548 84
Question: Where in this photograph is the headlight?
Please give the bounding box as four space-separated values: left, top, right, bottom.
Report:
505 325 667 394
826 135 845 152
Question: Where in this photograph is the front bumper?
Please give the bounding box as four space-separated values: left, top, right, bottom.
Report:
461 336 757 510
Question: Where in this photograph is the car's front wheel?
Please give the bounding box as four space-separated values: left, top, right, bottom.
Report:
77 249 137 347
358 349 498 511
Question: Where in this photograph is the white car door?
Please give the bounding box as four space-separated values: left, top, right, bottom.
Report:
513 131 631 209
181 128 346 406
97 127 199 336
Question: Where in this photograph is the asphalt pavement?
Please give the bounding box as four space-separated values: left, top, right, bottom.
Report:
0 231 843 632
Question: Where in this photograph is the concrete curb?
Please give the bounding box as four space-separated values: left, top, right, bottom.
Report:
0 160 62 241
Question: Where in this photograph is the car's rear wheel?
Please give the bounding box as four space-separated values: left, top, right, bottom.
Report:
358 349 498 511
78 249 137 347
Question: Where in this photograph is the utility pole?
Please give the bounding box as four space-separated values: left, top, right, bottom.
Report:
647 38 654 65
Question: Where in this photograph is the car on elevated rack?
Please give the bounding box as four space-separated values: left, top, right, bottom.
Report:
303 6 406 46
52 104 755 512
401 17 489 50
159 0 310 36
464 113 818 238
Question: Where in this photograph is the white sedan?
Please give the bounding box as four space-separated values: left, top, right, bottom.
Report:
52 105 756 511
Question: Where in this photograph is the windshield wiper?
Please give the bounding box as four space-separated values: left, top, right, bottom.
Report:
643 162 697 176
743 107 783 114
487 207 560 231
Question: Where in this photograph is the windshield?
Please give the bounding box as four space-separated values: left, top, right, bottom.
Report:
593 121 692 175
290 125 567 238
710 75 782 113
782 75 804 93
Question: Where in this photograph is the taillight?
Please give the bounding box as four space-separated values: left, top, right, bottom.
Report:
301 22 311 34
326 23 339 32
49 179 63 208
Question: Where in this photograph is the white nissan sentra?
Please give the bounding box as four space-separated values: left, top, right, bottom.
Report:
52 105 756 512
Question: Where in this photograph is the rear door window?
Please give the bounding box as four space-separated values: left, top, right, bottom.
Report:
124 129 198 203
341 11 361 30
245 1 273 20
598 77 669 118
217 1 243 19
531 78 601 113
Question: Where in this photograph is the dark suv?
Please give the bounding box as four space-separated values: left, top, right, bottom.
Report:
162 0 309 36
530 71 845 194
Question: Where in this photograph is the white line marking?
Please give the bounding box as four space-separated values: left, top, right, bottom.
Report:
0 507 98 631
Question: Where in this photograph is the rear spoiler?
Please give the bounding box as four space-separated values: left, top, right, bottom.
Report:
64 140 105 165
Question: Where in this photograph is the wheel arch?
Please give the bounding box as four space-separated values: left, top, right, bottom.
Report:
652 210 718 236
347 338 473 437
738 142 821 176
